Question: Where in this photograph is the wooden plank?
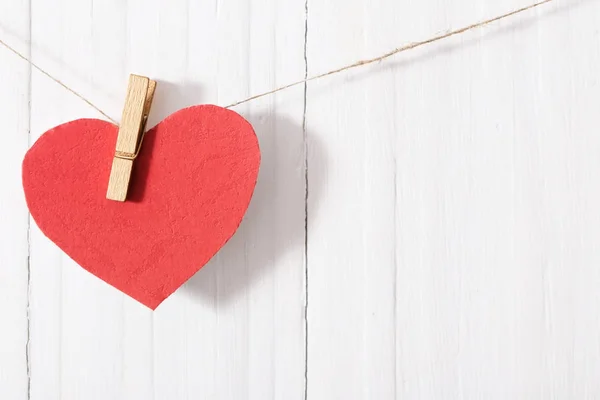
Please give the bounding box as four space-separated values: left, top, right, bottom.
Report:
307 0 600 399
143 0 307 397
0 1 30 399
305 0 402 397
28 1 130 400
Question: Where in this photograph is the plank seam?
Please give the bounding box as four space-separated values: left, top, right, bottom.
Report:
25 0 32 399
302 0 309 398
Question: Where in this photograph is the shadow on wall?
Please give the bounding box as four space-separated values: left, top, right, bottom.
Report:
148 80 326 307
184 112 326 306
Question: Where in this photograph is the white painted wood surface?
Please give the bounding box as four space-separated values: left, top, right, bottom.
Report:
2 0 600 398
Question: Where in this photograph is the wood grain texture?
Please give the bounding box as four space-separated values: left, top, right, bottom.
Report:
107 75 155 201
0 1 30 399
3 0 600 399
306 0 600 399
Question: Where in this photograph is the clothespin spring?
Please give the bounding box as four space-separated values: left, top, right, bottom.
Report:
114 116 149 161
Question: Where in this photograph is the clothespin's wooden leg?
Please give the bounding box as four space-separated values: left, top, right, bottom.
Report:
106 75 156 202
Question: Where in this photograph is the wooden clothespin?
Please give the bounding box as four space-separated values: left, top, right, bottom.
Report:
106 74 156 202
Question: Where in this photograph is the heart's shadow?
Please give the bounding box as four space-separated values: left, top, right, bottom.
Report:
182 112 325 306
147 81 325 306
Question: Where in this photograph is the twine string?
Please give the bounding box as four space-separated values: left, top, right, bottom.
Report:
0 39 118 123
0 0 552 123
225 0 552 108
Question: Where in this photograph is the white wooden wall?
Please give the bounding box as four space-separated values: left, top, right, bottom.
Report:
2 0 600 399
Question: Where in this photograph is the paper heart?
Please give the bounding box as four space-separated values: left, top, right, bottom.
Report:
22 105 260 309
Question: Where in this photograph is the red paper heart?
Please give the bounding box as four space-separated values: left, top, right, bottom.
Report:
22 105 260 309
